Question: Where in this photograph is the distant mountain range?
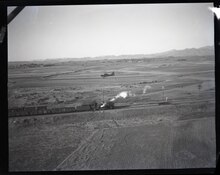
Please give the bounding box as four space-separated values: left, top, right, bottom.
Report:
75 45 213 61
10 45 214 63
54 45 215 62
149 45 214 58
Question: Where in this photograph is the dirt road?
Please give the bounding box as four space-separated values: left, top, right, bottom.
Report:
55 117 215 170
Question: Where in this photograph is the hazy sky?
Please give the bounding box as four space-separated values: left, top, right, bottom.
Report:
8 3 214 61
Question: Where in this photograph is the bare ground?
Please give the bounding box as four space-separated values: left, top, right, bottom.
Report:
8 56 216 171
9 102 216 171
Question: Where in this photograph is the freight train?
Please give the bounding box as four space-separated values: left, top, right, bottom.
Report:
8 100 115 117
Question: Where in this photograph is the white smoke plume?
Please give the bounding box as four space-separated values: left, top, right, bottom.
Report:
100 102 106 108
143 85 152 94
110 91 135 102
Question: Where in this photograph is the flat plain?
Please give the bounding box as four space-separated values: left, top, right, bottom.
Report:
8 55 216 171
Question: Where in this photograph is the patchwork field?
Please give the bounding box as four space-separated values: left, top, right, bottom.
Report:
8 55 216 171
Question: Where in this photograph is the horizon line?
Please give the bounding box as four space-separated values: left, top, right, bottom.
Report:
8 45 214 63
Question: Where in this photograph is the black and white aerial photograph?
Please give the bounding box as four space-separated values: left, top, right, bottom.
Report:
8 3 216 171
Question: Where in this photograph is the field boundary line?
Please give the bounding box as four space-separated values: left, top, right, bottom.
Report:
54 129 99 171
176 116 215 123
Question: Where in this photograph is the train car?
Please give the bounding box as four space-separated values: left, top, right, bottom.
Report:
76 104 91 112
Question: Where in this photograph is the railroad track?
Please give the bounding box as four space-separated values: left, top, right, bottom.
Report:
118 98 215 110
9 97 215 119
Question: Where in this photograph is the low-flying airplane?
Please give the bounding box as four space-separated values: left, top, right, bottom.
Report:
101 71 115 78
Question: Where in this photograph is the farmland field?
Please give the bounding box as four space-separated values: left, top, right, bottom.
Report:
8 55 216 171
